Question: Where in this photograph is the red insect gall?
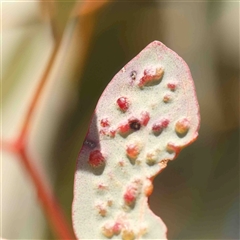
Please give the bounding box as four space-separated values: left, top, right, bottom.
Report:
100 128 116 138
126 143 140 159
161 119 170 128
109 129 116 138
152 119 170 132
163 94 171 103
118 122 130 134
138 67 164 87
100 118 110 127
123 186 137 205
167 83 176 91
117 97 129 111
88 150 105 167
141 111 150 126
175 118 190 135
97 183 108 190
112 222 122 235
99 129 107 136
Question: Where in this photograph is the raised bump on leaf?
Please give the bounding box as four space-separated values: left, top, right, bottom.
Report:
100 118 110 127
88 149 105 167
72 40 200 239
138 67 164 87
117 97 130 112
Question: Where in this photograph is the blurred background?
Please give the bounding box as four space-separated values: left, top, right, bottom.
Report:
1 1 239 239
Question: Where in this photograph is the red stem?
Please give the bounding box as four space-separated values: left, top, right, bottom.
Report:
18 146 75 239
19 42 60 141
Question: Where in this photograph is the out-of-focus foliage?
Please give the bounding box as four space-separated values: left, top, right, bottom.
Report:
1 1 239 239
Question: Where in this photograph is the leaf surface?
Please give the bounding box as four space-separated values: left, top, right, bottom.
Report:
72 41 200 239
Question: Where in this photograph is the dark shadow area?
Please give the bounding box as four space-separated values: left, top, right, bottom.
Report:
127 156 136 166
153 130 163 137
91 163 105 176
150 128 239 240
176 130 188 138
76 113 106 176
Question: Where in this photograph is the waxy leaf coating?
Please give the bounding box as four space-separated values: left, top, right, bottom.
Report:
72 41 200 239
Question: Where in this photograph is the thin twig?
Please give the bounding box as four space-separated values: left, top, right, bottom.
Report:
19 148 74 239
